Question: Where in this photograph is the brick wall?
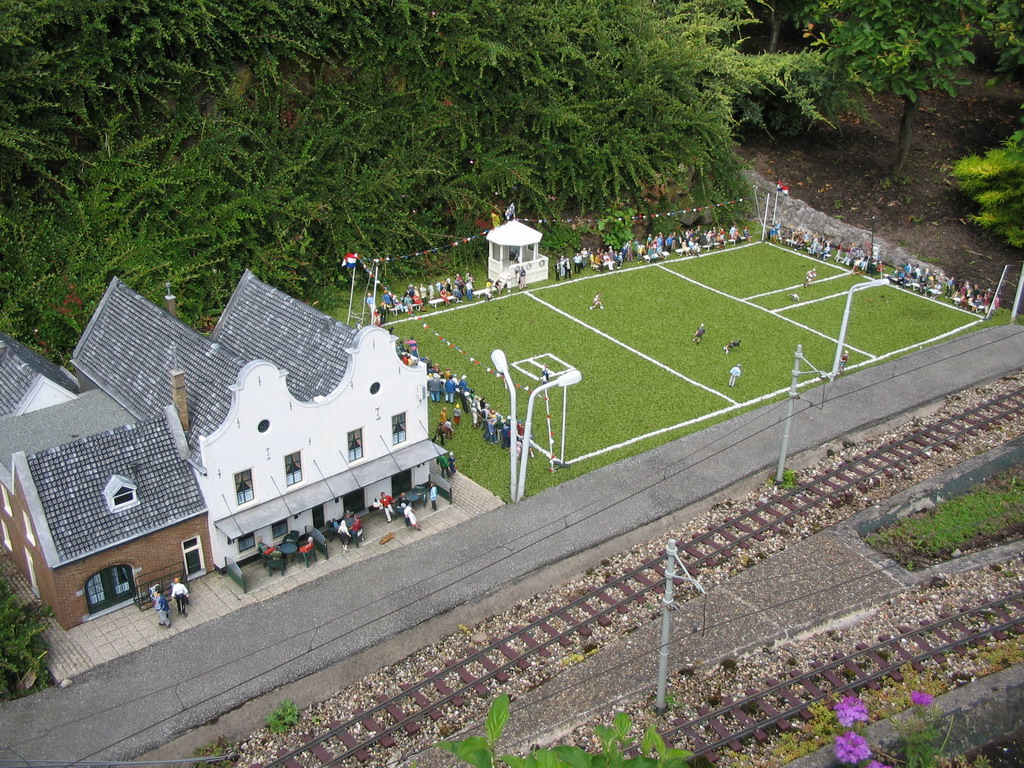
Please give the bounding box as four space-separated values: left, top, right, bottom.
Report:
1 475 212 629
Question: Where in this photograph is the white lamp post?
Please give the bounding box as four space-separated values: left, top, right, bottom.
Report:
516 368 583 501
490 349 519 502
831 279 888 378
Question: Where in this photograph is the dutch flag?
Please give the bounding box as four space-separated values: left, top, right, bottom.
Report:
776 182 789 196
344 253 359 268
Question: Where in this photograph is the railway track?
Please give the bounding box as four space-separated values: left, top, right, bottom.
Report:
661 590 1024 761
255 384 1024 768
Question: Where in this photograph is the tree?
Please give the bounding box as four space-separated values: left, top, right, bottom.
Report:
437 694 710 768
809 0 983 176
953 134 1024 249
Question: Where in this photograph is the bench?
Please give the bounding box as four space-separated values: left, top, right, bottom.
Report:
427 298 445 309
475 287 493 300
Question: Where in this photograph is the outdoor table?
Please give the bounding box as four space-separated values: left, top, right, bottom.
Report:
278 541 297 562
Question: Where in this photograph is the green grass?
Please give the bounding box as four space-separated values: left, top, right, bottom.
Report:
749 274 867 309
384 242 987 500
868 466 1024 567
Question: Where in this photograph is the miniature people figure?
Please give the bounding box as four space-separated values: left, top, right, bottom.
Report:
838 350 850 374
692 323 706 344
153 587 171 628
589 293 604 310
723 339 741 354
428 481 439 511
170 576 190 617
728 363 742 387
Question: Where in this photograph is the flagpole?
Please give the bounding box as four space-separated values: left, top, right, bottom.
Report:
370 260 380 325
346 263 356 326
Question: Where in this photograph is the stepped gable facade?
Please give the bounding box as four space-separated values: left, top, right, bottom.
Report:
1 271 436 627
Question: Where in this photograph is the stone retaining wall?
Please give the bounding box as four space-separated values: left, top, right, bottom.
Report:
744 171 944 279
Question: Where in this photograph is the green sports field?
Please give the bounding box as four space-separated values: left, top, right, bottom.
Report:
388 242 988 500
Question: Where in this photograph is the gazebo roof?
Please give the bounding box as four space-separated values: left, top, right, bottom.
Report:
486 220 543 247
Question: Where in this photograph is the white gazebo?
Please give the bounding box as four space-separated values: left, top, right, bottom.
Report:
486 220 548 286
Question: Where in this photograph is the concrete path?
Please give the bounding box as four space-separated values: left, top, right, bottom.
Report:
1 324 1022 764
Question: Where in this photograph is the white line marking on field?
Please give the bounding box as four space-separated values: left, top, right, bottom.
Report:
525 292 738 405
744 272 855 301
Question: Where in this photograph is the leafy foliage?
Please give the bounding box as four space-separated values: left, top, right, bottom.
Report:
2 0 840 361
437 694 707 768
0 577 51 700
265 698 300 734
952 135 1024 249
808 0 984 175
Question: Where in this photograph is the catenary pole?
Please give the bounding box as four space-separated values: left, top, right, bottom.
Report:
655 538 679 714
775 345 802 485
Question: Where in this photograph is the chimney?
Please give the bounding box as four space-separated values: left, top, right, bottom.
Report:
164 282 177 317
169 370 190 431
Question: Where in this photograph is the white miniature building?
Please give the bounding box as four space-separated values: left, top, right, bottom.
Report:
486 220 548 286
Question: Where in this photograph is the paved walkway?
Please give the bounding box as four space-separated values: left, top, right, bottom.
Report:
1 324 1022 765
3 476 503 683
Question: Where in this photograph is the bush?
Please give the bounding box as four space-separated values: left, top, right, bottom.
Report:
0 577 51 700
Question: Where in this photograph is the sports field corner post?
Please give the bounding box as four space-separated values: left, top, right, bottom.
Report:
490 348 519 503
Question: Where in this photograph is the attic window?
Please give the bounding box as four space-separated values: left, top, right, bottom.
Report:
104 475 139 513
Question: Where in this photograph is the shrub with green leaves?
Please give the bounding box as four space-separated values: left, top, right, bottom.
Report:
953 135 1024 249
0 577 51 700
437 694 709 768
265 698 300 734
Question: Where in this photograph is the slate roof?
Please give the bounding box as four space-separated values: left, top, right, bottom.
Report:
24 410 206 565
0 332 78 416
71 274 358 462
212 270 357 401
72 278 248 453
0 390 134 478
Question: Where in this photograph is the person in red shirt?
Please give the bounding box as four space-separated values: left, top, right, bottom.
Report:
379 493 395 523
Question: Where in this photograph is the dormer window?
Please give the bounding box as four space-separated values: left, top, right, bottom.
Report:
104 475 139 513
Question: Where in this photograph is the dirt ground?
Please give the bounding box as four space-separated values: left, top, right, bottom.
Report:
738 67 1024 289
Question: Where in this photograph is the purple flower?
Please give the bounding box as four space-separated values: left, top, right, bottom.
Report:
910 690 933 707
834 731 872 764
833 695 869 727
867 761 893 768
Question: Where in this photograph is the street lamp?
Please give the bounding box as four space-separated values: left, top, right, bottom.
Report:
490 349 519 502
515 368 583 502
831 279 888 378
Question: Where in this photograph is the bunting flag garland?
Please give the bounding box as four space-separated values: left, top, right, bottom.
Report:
418 322 536 392
344 195 750 267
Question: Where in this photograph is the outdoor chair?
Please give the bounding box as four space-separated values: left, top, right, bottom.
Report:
265 553 286 575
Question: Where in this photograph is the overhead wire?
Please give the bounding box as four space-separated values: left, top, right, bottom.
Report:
32 327 1024 766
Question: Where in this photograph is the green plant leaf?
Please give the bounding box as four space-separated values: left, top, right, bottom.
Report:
486 694 511 745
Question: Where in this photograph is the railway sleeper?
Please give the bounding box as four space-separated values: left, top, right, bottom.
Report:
432 677 466 707
475 652 512 683
354 711 395 748
577 599 614 627
272 746 304 768
519 629 553 657
300 733 338 763
399 683 445 720
746 692 790 731
375 696 422 734
333 726 372 762
496 641 532 669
